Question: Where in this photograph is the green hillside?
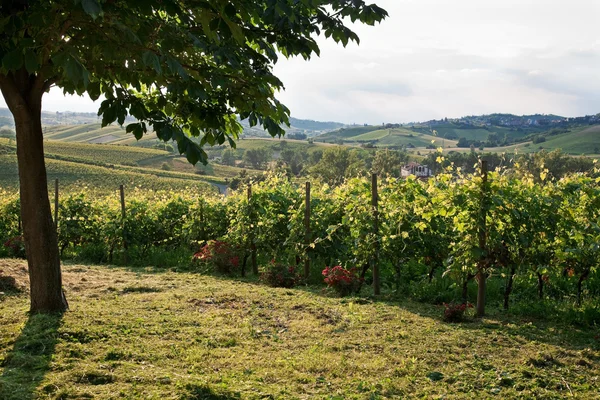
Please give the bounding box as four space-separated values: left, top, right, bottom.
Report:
316 125 380 142
0 154 214 193
43 141 169 166
536 125 600 154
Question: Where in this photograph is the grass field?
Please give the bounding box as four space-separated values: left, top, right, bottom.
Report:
537 126 600 154
43 141 169 166
316 126 380 142
0 154 216 193
1 259 598 399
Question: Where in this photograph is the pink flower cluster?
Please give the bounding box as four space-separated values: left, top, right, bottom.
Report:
322 266 362 296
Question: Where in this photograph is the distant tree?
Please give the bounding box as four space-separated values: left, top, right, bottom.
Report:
457 137 470 148
243 148 272 169
280 148 308 176
0 128 15 138
287 133 307 140
371 149 408 177
0 0 387 312
308 150 323 166
310 147 366 185
221 149 237 166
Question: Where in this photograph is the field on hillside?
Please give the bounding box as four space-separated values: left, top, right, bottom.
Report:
0 154 216 193
537 126 600 155
1 260 599 399
43 141 169 166
44 123 157 146
316 126 380 142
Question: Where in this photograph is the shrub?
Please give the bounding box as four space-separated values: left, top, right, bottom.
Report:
192 240 240 275
3 236 26 259
442 302 473 322
322 266 362 296
260 261 303 288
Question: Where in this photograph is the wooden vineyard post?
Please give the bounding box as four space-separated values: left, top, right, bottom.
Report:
199 199 205 241
476 160 488 317
372 173 380 295
120 185 128 264
248 185 258 275
54 179 59 230
304 182 311 279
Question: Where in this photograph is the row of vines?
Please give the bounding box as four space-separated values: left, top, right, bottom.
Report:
1 164 600 324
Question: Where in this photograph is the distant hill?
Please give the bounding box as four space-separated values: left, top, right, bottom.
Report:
315 113 600 155
0 107 347 142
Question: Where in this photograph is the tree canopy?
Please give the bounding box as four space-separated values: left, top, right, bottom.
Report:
1 0 387 163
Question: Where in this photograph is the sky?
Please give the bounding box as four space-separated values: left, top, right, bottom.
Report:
2 0 599 125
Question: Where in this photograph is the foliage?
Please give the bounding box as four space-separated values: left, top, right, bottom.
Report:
310 147 366 185
259 261 303 288
3 235 25 259
442 302 473 322
1 166 600 323
192 240 240 275
0 0 387 164
322 265 363 296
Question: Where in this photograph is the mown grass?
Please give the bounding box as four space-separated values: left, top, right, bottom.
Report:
1 259 599 399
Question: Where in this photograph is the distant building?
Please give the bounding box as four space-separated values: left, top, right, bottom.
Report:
401 162 433 179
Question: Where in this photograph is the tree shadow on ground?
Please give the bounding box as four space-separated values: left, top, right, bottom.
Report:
87 264 600 353
0 312 63 400
0 275 24 297
181 383 241 399
211 273 599 352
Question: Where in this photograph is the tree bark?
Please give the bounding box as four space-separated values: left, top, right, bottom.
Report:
0 71 68 313
577 269 590 306
503 266 516 310
536 272 544 300
462 273 475 303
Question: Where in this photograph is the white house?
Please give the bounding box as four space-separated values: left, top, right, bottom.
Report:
401 162 433 178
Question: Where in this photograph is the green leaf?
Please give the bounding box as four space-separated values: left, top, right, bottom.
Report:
23 49 39 74
2 49 23 71
142 51 161 74
81 0 103 19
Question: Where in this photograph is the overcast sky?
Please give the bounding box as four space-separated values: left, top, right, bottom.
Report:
2 0 599 124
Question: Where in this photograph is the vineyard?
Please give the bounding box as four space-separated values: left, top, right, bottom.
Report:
2 162 600 324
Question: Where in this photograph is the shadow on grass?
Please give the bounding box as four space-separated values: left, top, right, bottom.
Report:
0 275 23 297
0 312 63 400
181 383 241 399
77 263 600 352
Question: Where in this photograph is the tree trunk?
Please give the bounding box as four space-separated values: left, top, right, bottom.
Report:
577 269 590 306
0 72 68 313
462 273 475 303
536 272 544 300
503 266 516 310
476 270 487 317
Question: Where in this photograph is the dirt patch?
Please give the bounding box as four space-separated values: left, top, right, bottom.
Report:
188 295 246 311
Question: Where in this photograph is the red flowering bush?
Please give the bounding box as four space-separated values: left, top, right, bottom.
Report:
3 236 25 259
192 240 240 275
260 261 303 288
322 266 362 296
442 302 473 322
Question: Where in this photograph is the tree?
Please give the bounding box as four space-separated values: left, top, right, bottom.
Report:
242 147 272 169
221 148 237 166
371 149 408 177
0 0 387 312
310 147 366 185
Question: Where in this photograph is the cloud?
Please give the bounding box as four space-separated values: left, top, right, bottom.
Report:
2 0 598 124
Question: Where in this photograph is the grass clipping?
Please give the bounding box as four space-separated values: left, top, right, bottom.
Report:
0 260 598 399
